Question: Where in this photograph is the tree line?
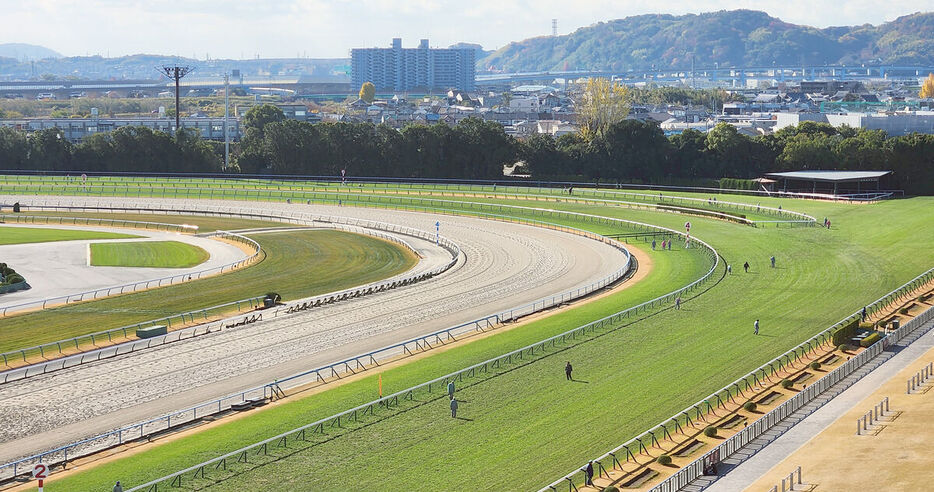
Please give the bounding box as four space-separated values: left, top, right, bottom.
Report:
0 104 931 194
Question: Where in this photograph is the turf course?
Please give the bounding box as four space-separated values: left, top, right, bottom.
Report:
7 181 934 491
89 241 209 268
0 229 417 353
0 226 138 245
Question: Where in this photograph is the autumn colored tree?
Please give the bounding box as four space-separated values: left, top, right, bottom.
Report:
359 82 376 103
575 78 630 140
921 73 934 99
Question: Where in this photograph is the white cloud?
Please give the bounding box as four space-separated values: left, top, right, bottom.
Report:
0 0 926 59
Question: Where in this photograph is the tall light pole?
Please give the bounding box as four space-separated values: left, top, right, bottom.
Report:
159 65 193 134
224 72 230 171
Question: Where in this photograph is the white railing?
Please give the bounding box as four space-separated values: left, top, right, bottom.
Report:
0 221 261 317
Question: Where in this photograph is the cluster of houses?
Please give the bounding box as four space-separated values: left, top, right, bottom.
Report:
3 79 933 143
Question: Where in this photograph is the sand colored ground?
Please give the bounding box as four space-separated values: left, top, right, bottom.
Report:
745 341 934 492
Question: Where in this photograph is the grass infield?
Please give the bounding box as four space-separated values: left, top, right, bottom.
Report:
0 226 138 245
89 241 209 268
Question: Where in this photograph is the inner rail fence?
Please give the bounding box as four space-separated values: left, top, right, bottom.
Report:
0 196 653 482
0 200 460 375
0 180 817 227
0 219 262 317
541 266 934 492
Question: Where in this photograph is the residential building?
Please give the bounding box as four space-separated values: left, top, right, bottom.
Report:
351 38 475 92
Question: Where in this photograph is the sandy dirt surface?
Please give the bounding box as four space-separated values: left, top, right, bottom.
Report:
0 224 247 313
0 198 631 462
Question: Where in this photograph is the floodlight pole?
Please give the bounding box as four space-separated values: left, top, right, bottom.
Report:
159 65 192 134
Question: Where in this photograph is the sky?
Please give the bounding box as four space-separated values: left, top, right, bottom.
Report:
0 0 929 59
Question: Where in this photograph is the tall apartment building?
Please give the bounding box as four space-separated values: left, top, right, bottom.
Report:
351 38 475 92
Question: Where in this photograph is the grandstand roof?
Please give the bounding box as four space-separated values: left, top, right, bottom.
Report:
765 171 892 182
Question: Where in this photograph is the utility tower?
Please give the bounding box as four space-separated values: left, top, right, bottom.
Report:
159 65 193 133
552 19 558 37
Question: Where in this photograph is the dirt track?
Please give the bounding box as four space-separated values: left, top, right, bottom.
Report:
0 198 631 462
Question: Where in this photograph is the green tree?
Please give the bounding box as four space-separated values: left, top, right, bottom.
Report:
359 82 376 103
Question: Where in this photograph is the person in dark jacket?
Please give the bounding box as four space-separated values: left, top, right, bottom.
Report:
565 361 573 381
450 398 458 418
584 461 594 486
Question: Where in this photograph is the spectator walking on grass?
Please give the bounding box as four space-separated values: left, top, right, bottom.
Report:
770 256 776 268
676 297 681 310
652 239 657 250
450 397 458 418
668 240 672 250
448 380 455 400
565 361 573 381
754 319 760 335
743 261 750 273
114 482 123 492
585 461 595 486
727 264 732 274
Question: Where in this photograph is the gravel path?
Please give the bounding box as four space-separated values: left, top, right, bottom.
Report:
0 224 247 312
0 199 630 461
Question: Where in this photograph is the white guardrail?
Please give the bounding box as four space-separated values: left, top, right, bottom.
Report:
0 197 648 482
0 199 459 377
0 217 262 316
540 266 934 492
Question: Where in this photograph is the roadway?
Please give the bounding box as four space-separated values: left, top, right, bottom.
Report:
0 198 631 462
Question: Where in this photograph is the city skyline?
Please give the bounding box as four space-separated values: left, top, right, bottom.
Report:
0 0 927 60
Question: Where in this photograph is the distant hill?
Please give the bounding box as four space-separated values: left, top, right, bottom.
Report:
0 43 62 61
479 10 934 72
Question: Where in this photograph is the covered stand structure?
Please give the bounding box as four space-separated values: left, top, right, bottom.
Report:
764 171 893 196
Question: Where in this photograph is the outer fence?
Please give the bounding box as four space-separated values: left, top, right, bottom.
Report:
541 266 934 492
0 197 647 481
0 181 816 227
0 171 901 203
0 222 261 317
0 197 717 488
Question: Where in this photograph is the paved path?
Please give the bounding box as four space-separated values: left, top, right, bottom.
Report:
690 314 934 492
0 224 247 312
0 198 630 462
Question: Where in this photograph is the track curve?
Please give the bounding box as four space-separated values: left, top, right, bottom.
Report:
0 198 631 461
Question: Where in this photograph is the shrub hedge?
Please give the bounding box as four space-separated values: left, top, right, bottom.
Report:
743 401 757 412
781 379 793 389
860 332 882 347
831 319 860 346
704 426 718 437
809 362 821 370
656 454 672 465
